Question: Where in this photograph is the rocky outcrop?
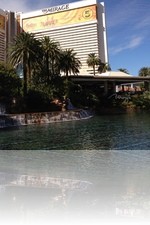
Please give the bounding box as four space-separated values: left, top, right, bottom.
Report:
0 109 93 128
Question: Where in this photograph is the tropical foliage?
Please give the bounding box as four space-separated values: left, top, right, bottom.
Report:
138 67 150 77
59 49 81 79
5 32 83 112
40 36 61 83
136 91 150 109
87 53 110 75
0 62 21 98
9 32 42 96
0 62 21 112
9 33 81 97
98 62 111 73
87 53 101 76
2 31 149 113
122 91 150 111
118 68 129 74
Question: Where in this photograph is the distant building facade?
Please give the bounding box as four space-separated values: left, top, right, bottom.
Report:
0 8 20 62
0 9 6 62
0 0 108 75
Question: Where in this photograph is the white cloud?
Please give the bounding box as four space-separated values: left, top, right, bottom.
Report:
110 36 144 55
135 15 150 29
0 0 54 12
0 0 86 12
127 36 143 48
0 0 29 12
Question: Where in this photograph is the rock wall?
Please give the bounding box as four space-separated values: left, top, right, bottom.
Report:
0 109 93 128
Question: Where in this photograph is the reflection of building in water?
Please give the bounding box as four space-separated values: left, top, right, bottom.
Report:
0 172 92 208
0 172 93 224
1 171 150 223
0 185 5 192
0 173 150 225
115 191 150 218
8 174 92 191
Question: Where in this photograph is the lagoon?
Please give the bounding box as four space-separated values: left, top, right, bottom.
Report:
0 112 150 150
0 112 150 224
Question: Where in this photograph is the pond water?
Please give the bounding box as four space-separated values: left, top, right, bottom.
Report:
0 113 150 224
0 112 150 150
0 150 150 225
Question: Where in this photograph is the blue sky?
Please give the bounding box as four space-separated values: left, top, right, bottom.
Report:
1 0 150 75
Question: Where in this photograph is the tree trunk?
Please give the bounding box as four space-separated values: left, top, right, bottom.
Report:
23 64 27 97
93 65 95 76
66 70 69 80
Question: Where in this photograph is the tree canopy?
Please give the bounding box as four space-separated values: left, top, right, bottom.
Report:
138 67 150 77
40 36 61 82
9 32 42 96
118 68 129 74
0 62 21 100
59 49 81 79
9 33 81 98
87 53 101 76
98 63 111 73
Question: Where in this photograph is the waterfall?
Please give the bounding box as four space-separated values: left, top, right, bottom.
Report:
79 109 93 119
0 109 94 128
0 115 20 128
0 104 6 115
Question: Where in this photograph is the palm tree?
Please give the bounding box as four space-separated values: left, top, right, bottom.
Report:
87 53 101 76
138 67 150 77
9 32 41 96
40 36 61 82
59 49 81 80
98 62 111 73
118 68 129 74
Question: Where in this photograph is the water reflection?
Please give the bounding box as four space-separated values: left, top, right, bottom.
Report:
0 150 150 225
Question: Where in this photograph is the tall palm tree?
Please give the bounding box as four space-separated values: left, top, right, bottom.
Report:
87 53 101 76
138 67 150 77
59 49 81 79
40 36 61 82
9 32 41 96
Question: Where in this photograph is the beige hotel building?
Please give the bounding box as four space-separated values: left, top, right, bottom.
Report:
0 0 108 75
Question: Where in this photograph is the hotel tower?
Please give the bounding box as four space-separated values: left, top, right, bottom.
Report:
0 0 108 75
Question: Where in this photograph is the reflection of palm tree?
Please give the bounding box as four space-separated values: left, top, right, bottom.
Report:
59 49 81 80
87 53 101 76
9 32 41 96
